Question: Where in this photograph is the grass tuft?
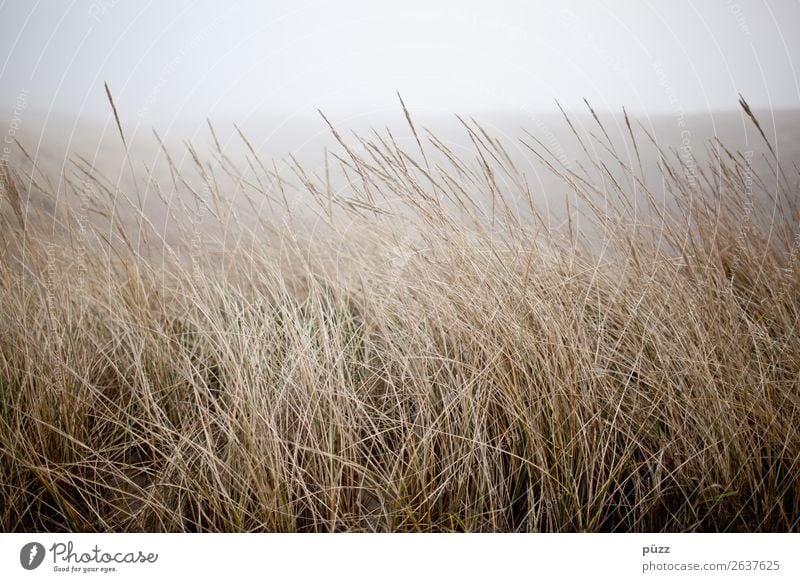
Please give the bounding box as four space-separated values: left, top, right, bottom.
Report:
0 99 798 532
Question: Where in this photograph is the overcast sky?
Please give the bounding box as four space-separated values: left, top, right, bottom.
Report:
1 0 799 126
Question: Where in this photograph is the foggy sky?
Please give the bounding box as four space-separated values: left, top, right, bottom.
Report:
1 0 799 126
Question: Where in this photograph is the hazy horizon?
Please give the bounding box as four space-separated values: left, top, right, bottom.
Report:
2 0 799 128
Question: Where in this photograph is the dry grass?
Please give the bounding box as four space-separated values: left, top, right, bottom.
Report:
0 99 798 532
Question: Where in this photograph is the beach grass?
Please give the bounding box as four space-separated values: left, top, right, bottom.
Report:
0 99 798 532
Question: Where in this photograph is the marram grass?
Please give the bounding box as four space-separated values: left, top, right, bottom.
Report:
0 101 798 532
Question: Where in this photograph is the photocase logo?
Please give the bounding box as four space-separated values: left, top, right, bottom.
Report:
20 542 46 570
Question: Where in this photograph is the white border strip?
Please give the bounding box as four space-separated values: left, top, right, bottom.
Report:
1 533 797 581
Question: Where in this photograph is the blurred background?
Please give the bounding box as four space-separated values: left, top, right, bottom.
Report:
3 0 799 120
1 0 798 210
